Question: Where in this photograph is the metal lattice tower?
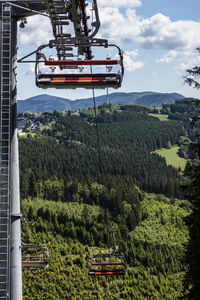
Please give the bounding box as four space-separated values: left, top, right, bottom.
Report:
0 4 12 298
0 2 47 299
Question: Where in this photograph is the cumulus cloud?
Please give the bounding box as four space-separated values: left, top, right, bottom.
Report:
156 49 194 64
175 52 200 75
99 0 142 8
156 50 180 63
19 15 53 47
19 5 200 54
155 47 200 78
99 8 200 51
123 50 144 71
124 50 139 58
23 63 35 75
18 4 200 77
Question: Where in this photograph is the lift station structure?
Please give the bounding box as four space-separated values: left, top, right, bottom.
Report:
0 1 123 299
0 2 48 299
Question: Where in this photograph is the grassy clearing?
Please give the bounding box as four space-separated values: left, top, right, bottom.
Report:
152 146 186 171
149 113 169 121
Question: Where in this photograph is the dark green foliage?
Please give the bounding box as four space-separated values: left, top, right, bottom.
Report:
21 194 188 299
19 108 184 199
182 100 200 299
164 99 197 123
185 48 200 90
19 104 191 298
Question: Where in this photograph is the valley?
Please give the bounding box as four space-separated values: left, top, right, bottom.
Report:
19 100 196 299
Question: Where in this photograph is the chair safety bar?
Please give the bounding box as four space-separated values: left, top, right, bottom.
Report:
44 59 119 66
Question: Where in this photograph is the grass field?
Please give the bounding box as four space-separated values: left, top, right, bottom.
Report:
148 113 169 121
152 146 186 171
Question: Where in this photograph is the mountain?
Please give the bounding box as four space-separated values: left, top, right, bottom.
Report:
17 94 73 113
18 91 185 113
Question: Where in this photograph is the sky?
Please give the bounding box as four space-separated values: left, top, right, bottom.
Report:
17 0 200 100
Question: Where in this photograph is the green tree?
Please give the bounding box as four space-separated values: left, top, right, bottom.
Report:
167 141 172 149
183 66 200 298
185 48 200 89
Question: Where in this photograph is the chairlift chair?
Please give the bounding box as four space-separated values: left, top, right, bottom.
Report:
87 227 126 276
87 252 126 276
35 43 124 89
22 243 50 269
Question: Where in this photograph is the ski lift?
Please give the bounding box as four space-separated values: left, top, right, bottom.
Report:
22 242 50 269
17 0 124 90
87 227 126 276
87 253 126 276
35 43 124 89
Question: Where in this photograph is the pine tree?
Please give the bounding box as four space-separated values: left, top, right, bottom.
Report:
183 73 200 298
185 48 200 89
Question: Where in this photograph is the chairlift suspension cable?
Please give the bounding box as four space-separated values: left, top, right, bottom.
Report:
90 63 103 178
106 88 109 105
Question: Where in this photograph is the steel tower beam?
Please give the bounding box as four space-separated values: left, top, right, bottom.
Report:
0 5 13 299
0 2 48 299
9 13 22 300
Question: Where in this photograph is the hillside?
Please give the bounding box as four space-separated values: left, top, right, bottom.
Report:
19 103 191 298
18 91 184 113
19 105 184 198
21 194 190 299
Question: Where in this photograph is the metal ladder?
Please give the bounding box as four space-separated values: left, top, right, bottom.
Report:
0 3 11 299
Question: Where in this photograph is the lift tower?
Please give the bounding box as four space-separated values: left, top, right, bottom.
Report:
0 2 47 299
1 1 123 298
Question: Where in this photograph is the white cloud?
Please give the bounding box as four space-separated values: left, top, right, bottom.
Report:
19 6 200 54
125 50 139 58
156 49 195 64
123 50 144 71
99 8 200 51
19 15 53 47
175 52 200 74
23 63 35 75
155 48 200 78
18 5 200 78
99 0 142 8
156 50 180 63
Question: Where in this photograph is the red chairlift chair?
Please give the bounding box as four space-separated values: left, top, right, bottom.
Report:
87 253 126 276
22 243 50 269
35 44 124 89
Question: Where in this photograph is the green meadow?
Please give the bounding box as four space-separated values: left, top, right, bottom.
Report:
149 113 169 121
153 146 186 171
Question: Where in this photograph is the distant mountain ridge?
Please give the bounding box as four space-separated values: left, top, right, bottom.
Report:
18 91 184 113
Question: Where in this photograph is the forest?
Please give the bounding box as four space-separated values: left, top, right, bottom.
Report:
19 104 185 199
19 102 194 299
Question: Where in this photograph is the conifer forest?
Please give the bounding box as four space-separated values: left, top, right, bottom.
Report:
19 101 199 299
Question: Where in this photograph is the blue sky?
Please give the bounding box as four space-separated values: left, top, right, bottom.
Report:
17 0 200 100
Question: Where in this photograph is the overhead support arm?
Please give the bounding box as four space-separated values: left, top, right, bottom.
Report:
4 1 49 18
89 0 100 38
